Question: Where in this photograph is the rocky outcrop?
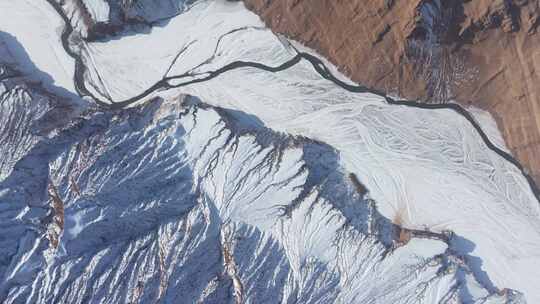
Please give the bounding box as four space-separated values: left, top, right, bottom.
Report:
2 1 540 302
243 0 540 185
57 0 195 40
0 77 523 302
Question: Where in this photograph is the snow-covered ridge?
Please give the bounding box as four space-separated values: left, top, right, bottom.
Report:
0 0 539 302
0 70 523 301
52 1 540 299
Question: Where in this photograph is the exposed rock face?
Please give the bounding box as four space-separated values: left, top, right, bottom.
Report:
242 0 540 185
59 0 195 40
2 0 540 302
1 68 518 303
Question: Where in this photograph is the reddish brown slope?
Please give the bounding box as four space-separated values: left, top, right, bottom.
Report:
243 0 540 185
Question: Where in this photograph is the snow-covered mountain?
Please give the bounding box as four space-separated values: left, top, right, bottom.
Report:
0 0 539 303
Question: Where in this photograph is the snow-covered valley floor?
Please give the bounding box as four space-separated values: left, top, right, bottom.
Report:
0 0 539 303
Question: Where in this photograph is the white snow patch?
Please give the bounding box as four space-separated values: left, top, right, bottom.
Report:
0 0 76 94
77 1 540 300
82 0 110 23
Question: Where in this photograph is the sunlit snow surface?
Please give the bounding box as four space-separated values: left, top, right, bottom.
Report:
0 89 521 303
82 0 110 23
0 0 539 303
0 0 75 94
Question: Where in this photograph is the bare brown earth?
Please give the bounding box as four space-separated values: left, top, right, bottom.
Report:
243 0 540 185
